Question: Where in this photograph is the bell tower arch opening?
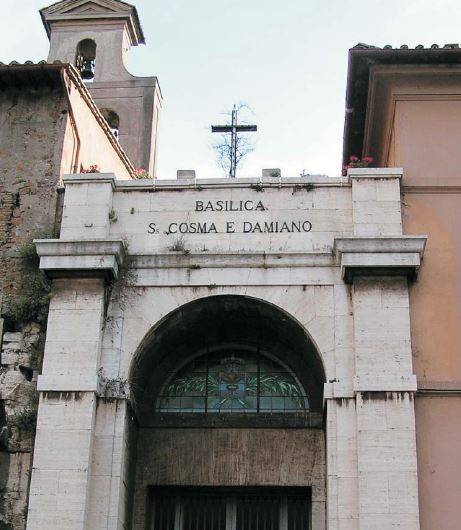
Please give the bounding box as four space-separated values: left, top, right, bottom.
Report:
75 38 97 81
128 295 326 530
40 0 163 174
101 108 121 140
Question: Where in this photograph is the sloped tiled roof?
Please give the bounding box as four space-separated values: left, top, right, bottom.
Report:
0 59 65 66
0 60 67 88
343 43 461 165
351 42 460 50
0 60 136 177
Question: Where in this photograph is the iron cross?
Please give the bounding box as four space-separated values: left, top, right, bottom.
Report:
211 105 257 178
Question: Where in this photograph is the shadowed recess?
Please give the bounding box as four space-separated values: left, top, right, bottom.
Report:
130 295 325 425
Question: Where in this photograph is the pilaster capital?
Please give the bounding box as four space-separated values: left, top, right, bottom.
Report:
34 238 127 279
334 235 427 283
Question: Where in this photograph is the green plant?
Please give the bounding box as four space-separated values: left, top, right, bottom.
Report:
292 183 314 195
98 369 128 402
3 232 53 327
104 259 138 318
169 237 187 252
108 208 118 223
9 408 37 432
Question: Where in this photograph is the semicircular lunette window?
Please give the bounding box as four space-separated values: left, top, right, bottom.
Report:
157 352 308 413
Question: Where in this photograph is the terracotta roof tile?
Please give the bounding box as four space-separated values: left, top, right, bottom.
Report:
351 42 460 51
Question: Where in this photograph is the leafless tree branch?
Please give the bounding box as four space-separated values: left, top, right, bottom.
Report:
212 103 256 176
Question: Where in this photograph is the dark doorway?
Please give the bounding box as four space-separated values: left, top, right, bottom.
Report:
148 487 311 530
130 296 325 529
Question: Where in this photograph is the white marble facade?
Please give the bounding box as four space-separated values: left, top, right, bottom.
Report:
27 169 425 530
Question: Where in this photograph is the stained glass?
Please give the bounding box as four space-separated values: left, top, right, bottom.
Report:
158 352 308 413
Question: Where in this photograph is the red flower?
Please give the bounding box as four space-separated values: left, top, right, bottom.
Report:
362 156 374 164
134 168 150 179
349 155 359 162
81 164 100 174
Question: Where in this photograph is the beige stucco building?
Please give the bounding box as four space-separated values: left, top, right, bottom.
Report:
343 44 461 529
0 2 460 530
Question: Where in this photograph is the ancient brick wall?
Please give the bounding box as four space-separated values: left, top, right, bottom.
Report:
0 86 66 301
0 85 67 530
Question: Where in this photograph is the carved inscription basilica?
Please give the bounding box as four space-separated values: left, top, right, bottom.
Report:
148 200 312 235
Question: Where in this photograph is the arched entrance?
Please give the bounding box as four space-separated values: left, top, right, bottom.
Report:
129 295 326 530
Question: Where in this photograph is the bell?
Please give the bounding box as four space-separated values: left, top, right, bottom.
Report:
81 59 95 80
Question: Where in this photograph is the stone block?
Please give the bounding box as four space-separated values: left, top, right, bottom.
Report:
354 375 417 392
56 471 89 511
337 477 359 518
37 374 99 392
91 435 115 476
358 472 389 514
357 430 417 473
1 351 19 366
33 428 94 470
352 201 402 226
353 222 403 237
177 170 196 179
3 332 23 343
351 180 377 202
376 178 401 202
387 472 420 515
337 518 359 530
333 284 352 316
262 168 281 178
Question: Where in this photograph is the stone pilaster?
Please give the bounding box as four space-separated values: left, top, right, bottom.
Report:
86 400 136 529
352 277 419 530
27 173 128 530
326 168 423 530
26 278 105 530
325 397 359 530
352 169 420 529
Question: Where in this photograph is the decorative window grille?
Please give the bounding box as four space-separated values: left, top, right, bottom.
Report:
149 488 310 530
157 351 308 413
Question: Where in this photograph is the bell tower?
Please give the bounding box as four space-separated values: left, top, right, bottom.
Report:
40 0 162 175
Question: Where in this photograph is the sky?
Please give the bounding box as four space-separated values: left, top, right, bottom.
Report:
2 0 461 179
